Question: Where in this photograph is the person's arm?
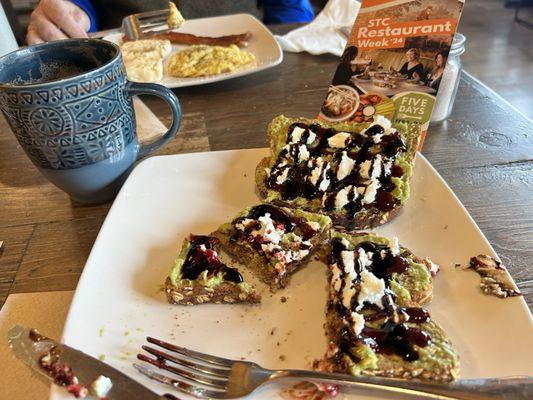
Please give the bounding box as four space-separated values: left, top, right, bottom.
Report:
263 0 314 24
26 0 91 44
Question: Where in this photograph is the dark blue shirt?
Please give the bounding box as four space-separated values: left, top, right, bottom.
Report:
70 0 314 32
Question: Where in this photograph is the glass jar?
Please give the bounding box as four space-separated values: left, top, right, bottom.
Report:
430 33 466 122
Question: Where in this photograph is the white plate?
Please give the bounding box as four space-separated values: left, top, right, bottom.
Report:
104 14 283 88
53 149 533 400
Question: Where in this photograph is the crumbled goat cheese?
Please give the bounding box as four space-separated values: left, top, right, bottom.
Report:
356 269 386 310
331 264 342 292
256 213 283 244
335 186 352 209
319 164 331 191
290 126 305 143
340 237 351 248
341 250 356 275
327 132 351 148
306 130 316 144
337 151 355 180
383 160 393 176
351 312 365 336
373 134 384 144
357 248 373 269
309 157 324 185
298 145 310 162
342 281 356 308
276 167 290 185
362 179 380 204
371 155 382 179
91 375 113 398
359 159 372 179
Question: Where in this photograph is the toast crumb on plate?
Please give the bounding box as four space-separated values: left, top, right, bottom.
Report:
316 231 459 382
213 204 331 291
165 235 260 305
256 115 421 231
468 254 522 298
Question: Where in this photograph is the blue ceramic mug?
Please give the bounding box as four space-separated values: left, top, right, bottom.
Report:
0 39 182 204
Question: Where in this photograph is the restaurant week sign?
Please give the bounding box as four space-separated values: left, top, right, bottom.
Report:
319 0 465 147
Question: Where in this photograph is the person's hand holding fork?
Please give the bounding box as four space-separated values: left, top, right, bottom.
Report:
27 0 90 44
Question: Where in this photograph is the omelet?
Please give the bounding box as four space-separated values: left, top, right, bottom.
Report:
121 39 172 82
166 45 256 78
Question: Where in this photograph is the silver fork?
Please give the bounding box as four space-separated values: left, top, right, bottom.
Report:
134 336 533 399
89 9 174 40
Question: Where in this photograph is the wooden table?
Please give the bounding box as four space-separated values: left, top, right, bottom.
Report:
0 38 532 311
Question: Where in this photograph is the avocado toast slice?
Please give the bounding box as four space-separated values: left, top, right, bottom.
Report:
256 115 421 230
165 235 260 305
316 231 459 382
213 204 331 291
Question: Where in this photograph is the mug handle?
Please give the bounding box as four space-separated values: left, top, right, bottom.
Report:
124 81 182 159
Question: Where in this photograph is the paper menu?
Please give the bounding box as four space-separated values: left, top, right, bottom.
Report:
319 0 466 148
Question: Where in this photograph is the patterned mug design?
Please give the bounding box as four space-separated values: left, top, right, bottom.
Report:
0 39 181 203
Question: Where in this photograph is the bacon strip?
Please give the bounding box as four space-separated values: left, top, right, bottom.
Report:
123 31 253 48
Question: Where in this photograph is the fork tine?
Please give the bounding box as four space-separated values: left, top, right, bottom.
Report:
138 353 228 389
134 9 169 19
147 337 233 367
139 15 168 25
134 363 226 399
142 345 230 379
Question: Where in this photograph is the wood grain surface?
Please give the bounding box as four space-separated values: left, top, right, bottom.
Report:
0 26 532 310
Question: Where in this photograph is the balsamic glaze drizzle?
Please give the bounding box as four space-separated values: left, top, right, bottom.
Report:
181 235 243 283
266 122 406 214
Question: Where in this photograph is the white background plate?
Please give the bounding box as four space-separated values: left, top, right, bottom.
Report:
104 14 283 89
53 149 533 400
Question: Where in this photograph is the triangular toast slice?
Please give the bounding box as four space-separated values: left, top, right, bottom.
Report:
213 204 331 291
165 235 260 305
255 115 420 231
316 231 459 382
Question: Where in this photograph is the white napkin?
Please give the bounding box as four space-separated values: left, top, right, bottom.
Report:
275 0 361 57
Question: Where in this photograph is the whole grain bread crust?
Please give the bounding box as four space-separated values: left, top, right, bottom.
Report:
165 277 261 305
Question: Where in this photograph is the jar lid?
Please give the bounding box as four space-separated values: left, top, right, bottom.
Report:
450 32 466 56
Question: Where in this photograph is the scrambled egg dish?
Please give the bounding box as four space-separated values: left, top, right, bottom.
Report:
167 1 184 29
166 45 256 78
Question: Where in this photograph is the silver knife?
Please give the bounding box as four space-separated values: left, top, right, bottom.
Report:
8 325 178 400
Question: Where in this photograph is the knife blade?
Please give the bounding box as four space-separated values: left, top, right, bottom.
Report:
8 325 174 400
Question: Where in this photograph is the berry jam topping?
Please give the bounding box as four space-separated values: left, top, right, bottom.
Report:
390 164 404 178
363 322 430 361
181 235 243 283
404 307 431 323
266 122 407 215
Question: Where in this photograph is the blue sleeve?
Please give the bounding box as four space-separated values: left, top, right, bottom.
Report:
69 0 99 32
263 0 314 24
